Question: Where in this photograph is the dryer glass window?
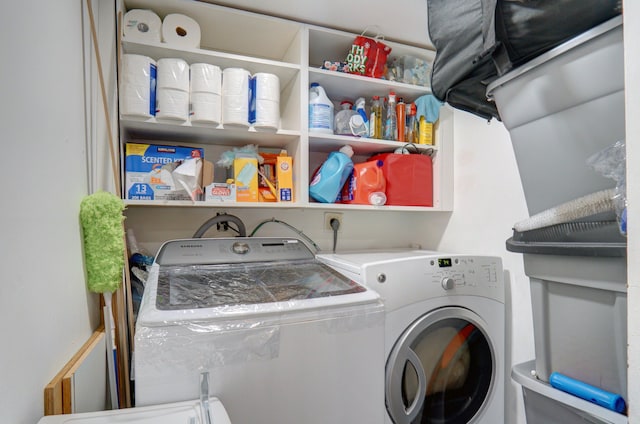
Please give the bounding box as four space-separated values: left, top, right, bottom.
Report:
387 313 494 424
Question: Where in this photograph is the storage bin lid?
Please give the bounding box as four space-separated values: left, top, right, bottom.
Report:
506 220 626 257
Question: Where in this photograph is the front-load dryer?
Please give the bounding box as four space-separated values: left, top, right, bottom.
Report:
135 238 385 424
318 250 505 424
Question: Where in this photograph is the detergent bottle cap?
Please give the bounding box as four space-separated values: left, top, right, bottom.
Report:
339 145 354 158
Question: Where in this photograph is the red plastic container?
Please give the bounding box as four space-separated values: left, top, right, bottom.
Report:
369 153 433 206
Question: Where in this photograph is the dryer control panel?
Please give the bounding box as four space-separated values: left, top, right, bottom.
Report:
428 256 500 290
356 254 505 308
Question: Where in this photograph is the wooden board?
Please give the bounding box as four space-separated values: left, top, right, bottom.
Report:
62 329 106 413
44 325 105 416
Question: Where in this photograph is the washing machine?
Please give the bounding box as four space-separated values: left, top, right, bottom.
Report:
134 237 385 424
317 250 505 424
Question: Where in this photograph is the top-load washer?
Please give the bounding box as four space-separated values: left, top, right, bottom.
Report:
318 250 505 424
134 237 385 424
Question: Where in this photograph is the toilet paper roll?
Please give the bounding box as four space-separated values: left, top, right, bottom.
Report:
123 9 161 43
254 99 280 131
222 68 251 95
222 94 249 127
120 82 156 118
162 14 201 49
157 58 189 91
254 73 280 101
120 55 157 118
190 92 222 124
156 87 189 121
190 63 222 94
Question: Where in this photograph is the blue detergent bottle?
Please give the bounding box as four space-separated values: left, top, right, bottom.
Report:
309 145 354 203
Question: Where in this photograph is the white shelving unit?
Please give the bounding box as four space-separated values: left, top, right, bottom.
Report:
117 0 453 212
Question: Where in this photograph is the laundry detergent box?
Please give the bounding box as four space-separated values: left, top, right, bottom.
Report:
125 143 204 201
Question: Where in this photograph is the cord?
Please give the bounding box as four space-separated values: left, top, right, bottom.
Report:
330 218 341 253
250 218 321 252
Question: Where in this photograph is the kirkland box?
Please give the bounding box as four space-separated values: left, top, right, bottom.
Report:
486 17 624 216
126 143 204 201
512 361 627 424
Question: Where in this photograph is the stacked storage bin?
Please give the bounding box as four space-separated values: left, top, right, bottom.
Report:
487 16 628 424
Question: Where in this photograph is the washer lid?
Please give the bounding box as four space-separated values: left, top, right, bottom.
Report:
138 258 381 326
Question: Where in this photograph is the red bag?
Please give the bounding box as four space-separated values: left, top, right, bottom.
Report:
345 31 392 79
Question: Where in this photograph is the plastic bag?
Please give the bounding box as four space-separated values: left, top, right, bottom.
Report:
345 30 392 79
587 140 627 235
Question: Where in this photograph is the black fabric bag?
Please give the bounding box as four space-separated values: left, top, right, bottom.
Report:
427 0 622 121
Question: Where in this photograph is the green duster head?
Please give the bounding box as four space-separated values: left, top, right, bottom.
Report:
80 191 125 293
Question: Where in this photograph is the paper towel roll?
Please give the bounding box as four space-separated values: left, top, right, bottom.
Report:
120 54 157 118
190 63 222 94
222 68 250 127
157 58 189 91
190 92 221 124
156 87 189 121
123 9 161 43
254 99 280 131
254 73 280 101
162 14 201 49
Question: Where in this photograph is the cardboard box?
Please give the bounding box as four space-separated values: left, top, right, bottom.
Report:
276 155 293 202
234 157 259 202
204 182 236 202
125 143 204 201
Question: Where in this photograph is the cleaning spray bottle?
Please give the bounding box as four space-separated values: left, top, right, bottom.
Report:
309 145 354 203
384 91 397 141
369 95 383 139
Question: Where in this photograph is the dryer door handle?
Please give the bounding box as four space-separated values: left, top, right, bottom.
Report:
386 347 427 424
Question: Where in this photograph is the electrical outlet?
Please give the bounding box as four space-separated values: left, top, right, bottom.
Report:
324 212 343 231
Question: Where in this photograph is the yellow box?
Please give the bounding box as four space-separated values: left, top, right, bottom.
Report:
276 155 293 202
418 117 434 145
234 157 259 202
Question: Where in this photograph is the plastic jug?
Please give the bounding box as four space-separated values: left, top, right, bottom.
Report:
309 83 334 134
334 100 356 135
341 159 386 205
309 145 354 203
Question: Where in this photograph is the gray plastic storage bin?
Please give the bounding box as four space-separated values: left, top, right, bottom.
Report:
522 252 627 399
512 361 627 424
487 16 624 216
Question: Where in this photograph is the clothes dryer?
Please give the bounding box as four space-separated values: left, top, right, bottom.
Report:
318 250 505 424
135 237 385 424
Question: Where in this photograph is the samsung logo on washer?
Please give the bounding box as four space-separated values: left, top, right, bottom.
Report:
179 243 203 249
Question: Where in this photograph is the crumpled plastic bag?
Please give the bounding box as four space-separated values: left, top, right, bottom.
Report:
587 140 627 235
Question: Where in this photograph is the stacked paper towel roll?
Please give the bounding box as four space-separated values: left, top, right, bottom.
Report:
120 54 157 118
162 14 201 49
156 58 190 121
190 63 222 125
222 68 251 127
123 9 161 43
253 72 280 131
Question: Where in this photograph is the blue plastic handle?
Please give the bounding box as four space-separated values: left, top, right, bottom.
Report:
549 372 626 413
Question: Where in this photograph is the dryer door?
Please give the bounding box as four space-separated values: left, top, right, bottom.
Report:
386 306 496 424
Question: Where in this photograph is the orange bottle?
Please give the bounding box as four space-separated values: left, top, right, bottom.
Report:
341 160 386 205
396 97 406 142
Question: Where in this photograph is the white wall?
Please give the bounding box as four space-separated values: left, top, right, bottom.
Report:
624 0 639 421
436 110 533 424
0 1 98 423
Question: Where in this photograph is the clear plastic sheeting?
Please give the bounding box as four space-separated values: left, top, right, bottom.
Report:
155 260 366 310
134 258 383 376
